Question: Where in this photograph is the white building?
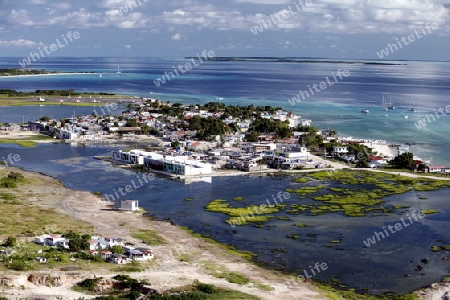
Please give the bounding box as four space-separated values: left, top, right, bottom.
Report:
120 200 139 211
34 234 69 248
333 146 348 154
113 149 213 176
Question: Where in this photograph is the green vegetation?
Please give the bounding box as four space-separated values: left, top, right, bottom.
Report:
232 197 244 201
201 261 250 285
181 227 256 261
286 234 300 240
421 209 439 215
0 172 24 188
0 88 111 97
185 197 193 201
76 277 103 291
205 199 280 225
64 231 91 251
0 170 92 240
131 229 166 246
216 272 250 285
292 177 312 183
188 115 233 140
0 135 53 148
110 260 143 272
293 223 309 228
391 152 414 170
317 282 420 300
85 278 260 300
2 236 17 247
287 170 449 217
286 185 327 197
0 139 37 147
206 170 449 225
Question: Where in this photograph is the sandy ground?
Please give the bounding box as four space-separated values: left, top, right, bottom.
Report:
0 131 46 138
0 169 325 300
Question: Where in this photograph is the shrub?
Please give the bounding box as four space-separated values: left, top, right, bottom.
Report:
3 236 17 247
8 260 33 271
77 277 102 291
195 282 214 294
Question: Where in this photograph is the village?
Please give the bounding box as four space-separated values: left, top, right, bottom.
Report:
3 97 449 175
0 200 153 267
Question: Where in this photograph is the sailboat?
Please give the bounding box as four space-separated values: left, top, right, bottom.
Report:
116 65 121 74
381 94 388 111
387 95 395 110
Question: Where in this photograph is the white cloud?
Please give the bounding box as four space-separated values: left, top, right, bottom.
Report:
171 32 182 40
0 39 43 47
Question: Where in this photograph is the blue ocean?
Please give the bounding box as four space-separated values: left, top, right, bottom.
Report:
1 57 449 165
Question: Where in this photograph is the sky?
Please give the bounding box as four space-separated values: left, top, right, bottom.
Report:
0 0 449 60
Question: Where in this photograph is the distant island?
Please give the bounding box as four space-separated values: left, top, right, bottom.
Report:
0 89 115 97
185 57 407 65
0 68 96 77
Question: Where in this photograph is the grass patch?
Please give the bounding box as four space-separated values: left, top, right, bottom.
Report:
131 229 166 246
316 281 420 300
110 260 143 272
216 271 250 285
0 171 92 240
201 261 250 285
252 282 274 292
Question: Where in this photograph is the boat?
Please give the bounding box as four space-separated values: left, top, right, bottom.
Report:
99 73 102 78
361 109 369 114
116 65 121 74
407 101 415 112
404 115 409 119
381 94 388 111
387 95 395 110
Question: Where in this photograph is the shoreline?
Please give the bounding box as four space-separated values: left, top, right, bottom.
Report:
0 72 101 79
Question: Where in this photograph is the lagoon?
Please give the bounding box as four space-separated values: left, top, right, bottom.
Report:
1 143 449 295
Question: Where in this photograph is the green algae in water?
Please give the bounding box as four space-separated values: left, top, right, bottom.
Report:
286 234 300 240
421 209 439 214
286 185 327 194
205 199 280 226
292 177 312 183
288 169 450 217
